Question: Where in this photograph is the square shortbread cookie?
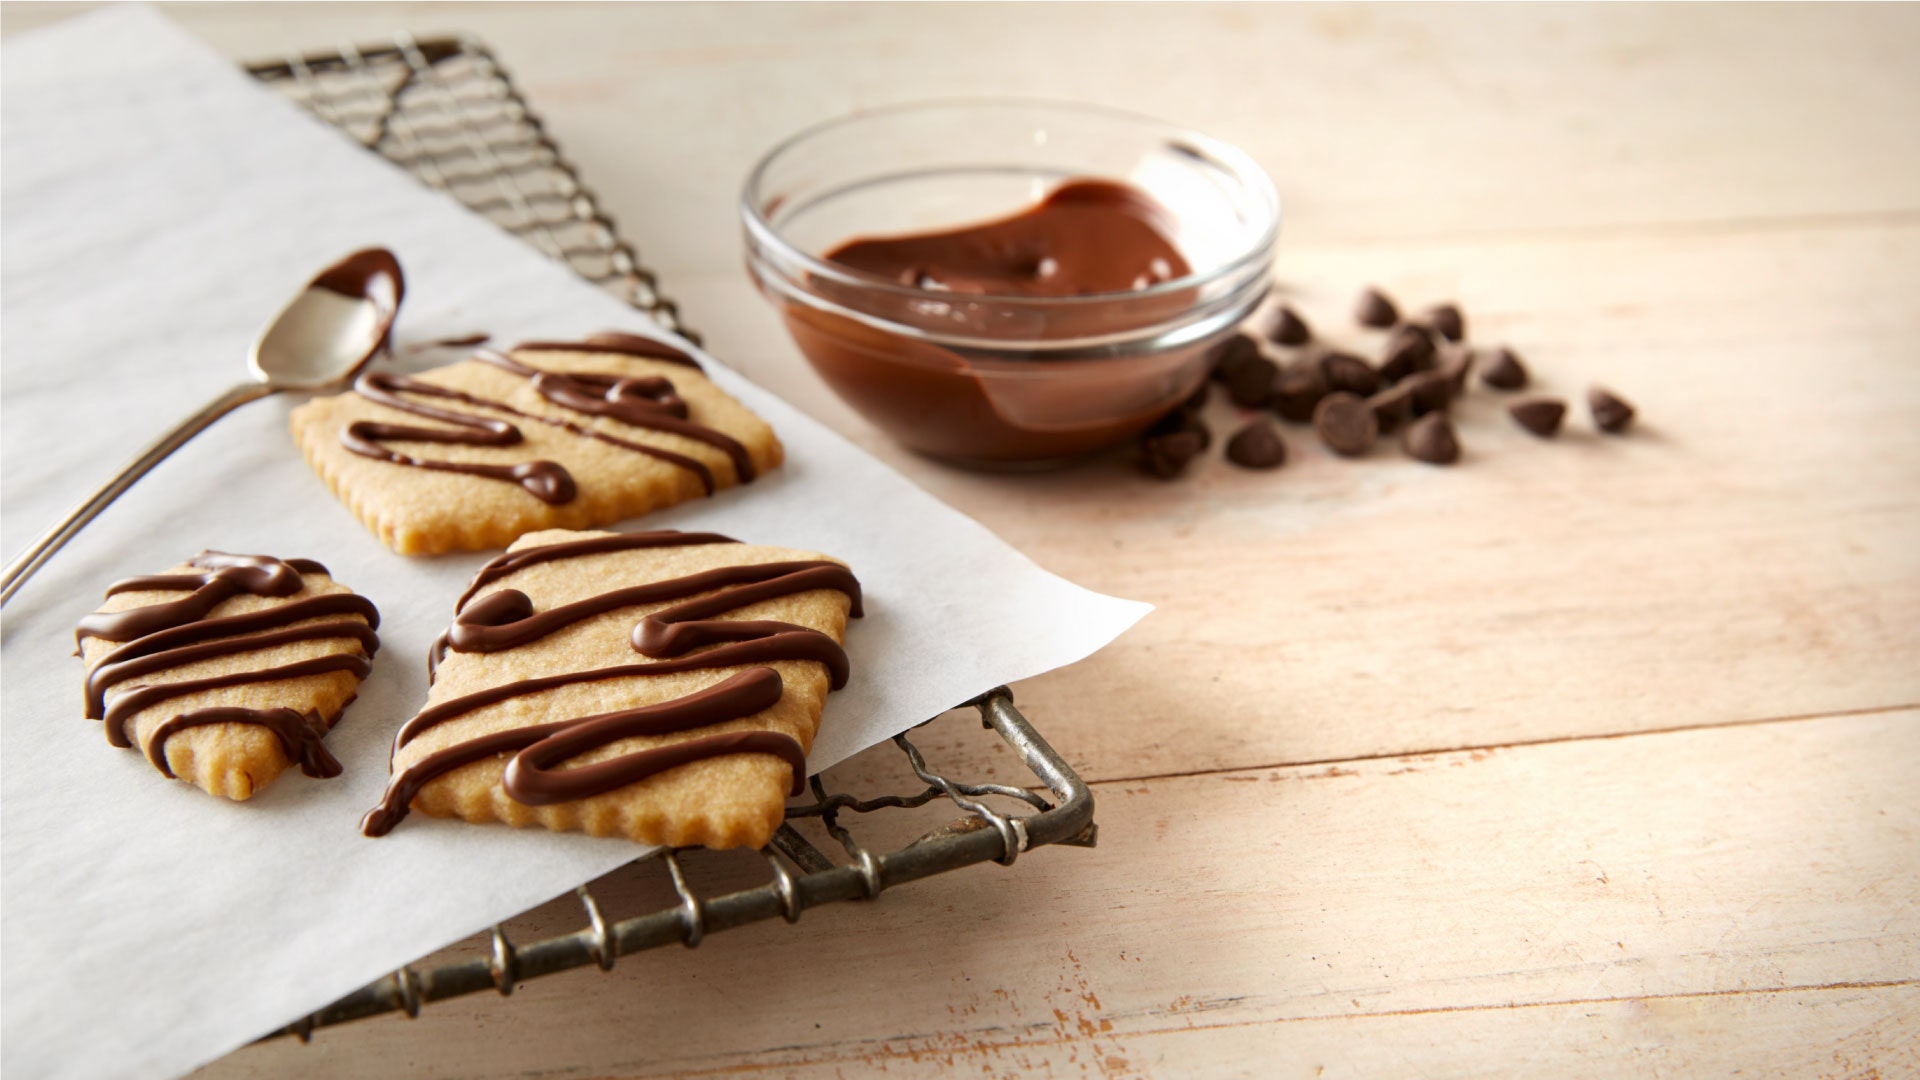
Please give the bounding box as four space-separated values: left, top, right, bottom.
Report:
362 528 862 850
289 333 783 555
76 551 380 801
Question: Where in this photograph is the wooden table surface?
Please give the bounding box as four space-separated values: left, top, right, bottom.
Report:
7 3 1917 1077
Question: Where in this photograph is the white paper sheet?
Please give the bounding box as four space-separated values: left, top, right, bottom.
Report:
0 9 1149 1077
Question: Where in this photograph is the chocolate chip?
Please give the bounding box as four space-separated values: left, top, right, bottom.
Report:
1188 415 1213 452
1320 351 1379 397
1405 370 1455 416
1421 303 1466 342
1148 407 1211 452
1210 333 1263 383
1509 397 1566 437
1356 286 1400 328
1313 392 1379 457
1378 325 1435 383
1272 361 1329 422
1225 353 1280 408
1589 386 1636 433
1138 427 1204 478
1480 347 1528 390
1182 382 1210 414
1438 347 1474 397
1225 420 1288 469
1367 381 1416 434
1404 412 1460 465
1263 305 1312 346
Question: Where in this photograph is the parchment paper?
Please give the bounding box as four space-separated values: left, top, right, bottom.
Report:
0 8 1149 1077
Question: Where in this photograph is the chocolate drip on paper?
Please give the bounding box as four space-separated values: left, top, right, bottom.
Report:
75 553 378 780
364 533 862 837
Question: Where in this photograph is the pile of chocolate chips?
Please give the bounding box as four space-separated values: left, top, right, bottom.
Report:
1138 286 1637 477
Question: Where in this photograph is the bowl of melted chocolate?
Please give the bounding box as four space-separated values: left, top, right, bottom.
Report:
743 100 1279 468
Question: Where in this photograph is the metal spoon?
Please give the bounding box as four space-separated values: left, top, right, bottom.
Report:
0 248 404 606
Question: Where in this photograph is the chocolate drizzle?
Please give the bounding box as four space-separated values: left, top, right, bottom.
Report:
76 552 324 646
514 331 705 371
337 341 756 504
85 600 378 717
476 350 755 482
75 552 379 780
454 530 741 609
363 531 862 837
342 372 579 504
147 706 345 780
443 562 861 660
102 654 374 749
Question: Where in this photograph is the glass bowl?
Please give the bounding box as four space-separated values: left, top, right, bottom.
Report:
742 100 1279 469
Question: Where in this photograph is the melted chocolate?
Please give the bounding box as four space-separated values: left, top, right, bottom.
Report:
828 179 1189 298
76 553 379 780
363 531 861 837
337 343 754 503
786 178 1211 465
310 248 404 364
311 248 405 305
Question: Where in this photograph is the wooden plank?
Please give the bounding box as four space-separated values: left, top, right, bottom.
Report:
676 220 1920 783
143 5 1920 254
195 709 1920 1078
658 985 1920 1079
10 5 1920 258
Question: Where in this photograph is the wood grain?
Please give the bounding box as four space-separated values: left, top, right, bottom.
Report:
22 2 1910 263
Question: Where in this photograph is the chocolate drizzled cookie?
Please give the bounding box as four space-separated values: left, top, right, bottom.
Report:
290 332 784 555
363 529 861 849
76 551 379 800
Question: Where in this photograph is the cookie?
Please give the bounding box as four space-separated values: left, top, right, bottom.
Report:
362 528 862 850
75 551 379 801
289 332 785 555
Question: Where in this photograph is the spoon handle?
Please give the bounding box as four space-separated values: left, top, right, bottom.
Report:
0 381 277 607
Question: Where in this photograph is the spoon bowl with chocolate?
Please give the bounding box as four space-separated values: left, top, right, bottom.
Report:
744 101 1277 469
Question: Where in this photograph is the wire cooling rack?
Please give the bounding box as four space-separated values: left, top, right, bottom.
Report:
247 33 698 344
244 36 1096 1039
